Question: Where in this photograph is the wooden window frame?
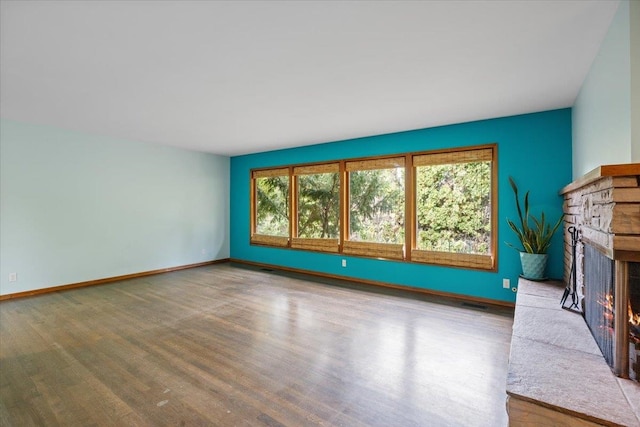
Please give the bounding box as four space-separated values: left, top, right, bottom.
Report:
249 143 497 271
411 145 497 270
250 167 291 247
291 163 340 253
344 156 406 261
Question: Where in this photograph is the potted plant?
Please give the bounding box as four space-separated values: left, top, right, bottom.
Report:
506 176 564 280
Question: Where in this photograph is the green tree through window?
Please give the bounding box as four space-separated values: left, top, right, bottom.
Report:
349 167 405 244
256 175 289 236
416 161 491 254
297 172 339 239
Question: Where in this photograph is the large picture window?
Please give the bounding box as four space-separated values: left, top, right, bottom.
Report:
412 148 495 269
251 168 290 247
344 157 405 260
291 163 340 253
249 144 496 270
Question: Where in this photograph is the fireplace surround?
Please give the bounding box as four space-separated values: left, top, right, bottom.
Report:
560 163 640 381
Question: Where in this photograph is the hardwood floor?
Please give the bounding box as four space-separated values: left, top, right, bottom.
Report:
0 263 514 426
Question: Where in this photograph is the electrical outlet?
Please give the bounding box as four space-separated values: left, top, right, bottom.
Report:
341 259 347 267
503 278 510 289
8 273 17 282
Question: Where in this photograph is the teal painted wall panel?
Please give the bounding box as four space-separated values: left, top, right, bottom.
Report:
0 120 230 295
230 109 572 303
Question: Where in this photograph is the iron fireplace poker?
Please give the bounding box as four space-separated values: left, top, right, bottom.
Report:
561 226 583 314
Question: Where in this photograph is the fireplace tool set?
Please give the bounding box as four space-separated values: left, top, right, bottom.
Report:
561 226 583 314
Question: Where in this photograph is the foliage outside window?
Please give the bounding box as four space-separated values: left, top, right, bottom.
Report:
349 168 405 244
416 163 491 253
295 165 339 239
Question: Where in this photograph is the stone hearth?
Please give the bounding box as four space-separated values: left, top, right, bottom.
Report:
506 278 640 426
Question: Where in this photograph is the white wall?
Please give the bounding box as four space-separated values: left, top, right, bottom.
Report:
0 120 230 295
572 0 638 179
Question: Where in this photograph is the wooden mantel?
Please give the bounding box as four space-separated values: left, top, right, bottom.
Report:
561 163 640 195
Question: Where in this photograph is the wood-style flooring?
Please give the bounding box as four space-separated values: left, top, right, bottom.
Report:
0 263 514 426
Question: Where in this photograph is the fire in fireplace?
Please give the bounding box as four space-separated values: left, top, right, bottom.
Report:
631 304 640 337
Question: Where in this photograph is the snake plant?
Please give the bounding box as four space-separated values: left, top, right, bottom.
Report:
506 176 564 254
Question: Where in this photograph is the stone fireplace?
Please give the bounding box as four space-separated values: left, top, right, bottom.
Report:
561 164 640 381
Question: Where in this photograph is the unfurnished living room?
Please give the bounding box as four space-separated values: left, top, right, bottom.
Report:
1 1 639 426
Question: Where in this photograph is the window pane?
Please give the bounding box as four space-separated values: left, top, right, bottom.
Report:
349 168 405 244
416 161 491 254
256 175 289 236
297 172 340 239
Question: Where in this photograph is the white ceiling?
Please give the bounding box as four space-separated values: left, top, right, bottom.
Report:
0 0 619 156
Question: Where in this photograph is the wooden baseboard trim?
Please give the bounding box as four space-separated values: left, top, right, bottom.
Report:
0 259 230 301
230 258 514 309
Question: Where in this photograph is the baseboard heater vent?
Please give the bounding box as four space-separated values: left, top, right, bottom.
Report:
462 302 488 310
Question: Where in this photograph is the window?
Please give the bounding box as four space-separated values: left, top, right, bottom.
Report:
412 148 495 269
249 144 497 270
291 164 340 253
251 168 290 247
344 157 405 260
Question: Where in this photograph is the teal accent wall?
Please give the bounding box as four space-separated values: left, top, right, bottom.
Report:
0 120 230 296
230 109 572 303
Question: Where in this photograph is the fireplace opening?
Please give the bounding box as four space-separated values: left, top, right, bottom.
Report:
583 243 639 381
